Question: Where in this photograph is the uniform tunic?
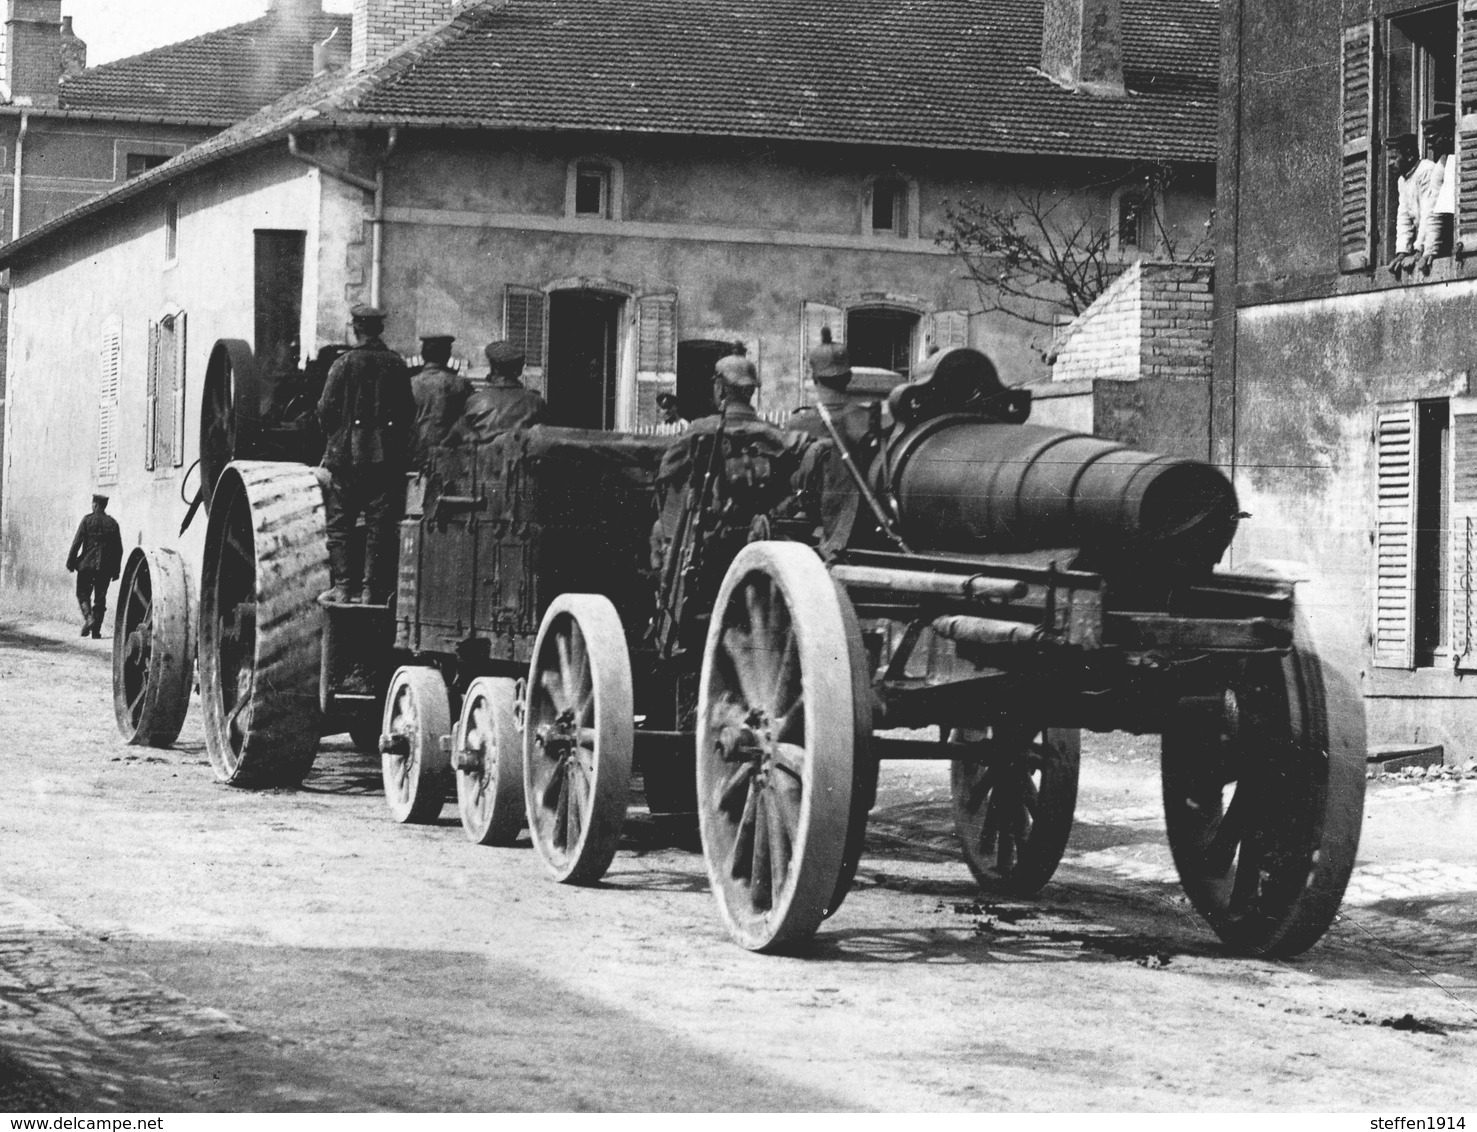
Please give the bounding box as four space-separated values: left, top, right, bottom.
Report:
453 378 548 442
410 363 473 467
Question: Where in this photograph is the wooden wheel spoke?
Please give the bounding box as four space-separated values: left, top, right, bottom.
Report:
539 669 569 716
715 761 755 816
1206 788 1252 876
764 630 799 718
726 784 759 881
765 778 797 891
541 758 568 813
750 790 773 909
564 760 585 850
744 581 772 648
126 684 147 717
772 742 806 781
719 628 769 710
966 765 998 811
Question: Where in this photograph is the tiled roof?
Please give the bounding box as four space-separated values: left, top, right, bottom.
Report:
58 9 352 122
342 0 1217 163
0 0 1215 267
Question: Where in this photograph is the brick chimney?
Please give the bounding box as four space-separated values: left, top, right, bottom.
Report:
5 0 63 107
58 14 84 79
1040 0 1126 99
269 0 325 27
351 0 455 70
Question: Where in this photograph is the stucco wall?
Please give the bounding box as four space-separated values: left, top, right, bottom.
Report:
1 152 320 613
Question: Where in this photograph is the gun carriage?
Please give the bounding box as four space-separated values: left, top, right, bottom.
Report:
113 338 1366 956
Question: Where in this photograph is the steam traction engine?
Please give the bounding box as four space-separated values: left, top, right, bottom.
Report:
113 341 1365 956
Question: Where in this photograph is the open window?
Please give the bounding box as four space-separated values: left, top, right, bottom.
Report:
566 158 622 220
847 306 920 380
866 174 917 238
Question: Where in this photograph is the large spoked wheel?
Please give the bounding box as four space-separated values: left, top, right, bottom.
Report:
456 676 525 845
697 542 859 952
1161 593 1366 957
112 546 196 747
381 666 453 824
523 594 634 884
950 726 1080 896
200 461 328 786
199 340 263 511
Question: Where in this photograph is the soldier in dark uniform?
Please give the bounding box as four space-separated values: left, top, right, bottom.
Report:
65 493 123 638
452 340 548 442
409 333 472 468
316 303 416 605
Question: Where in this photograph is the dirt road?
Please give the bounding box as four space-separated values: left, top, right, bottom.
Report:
0 617 1474 1111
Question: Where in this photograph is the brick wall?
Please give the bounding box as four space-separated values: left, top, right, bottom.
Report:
6 0 62 107
1049 259 1212 385
352 0 454 69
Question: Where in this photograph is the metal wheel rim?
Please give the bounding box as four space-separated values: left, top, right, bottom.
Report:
117 554 154 733
202 481 256 780
380 666 451 824
456 676 523 846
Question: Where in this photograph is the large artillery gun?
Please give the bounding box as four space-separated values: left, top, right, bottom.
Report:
112 338 1365 957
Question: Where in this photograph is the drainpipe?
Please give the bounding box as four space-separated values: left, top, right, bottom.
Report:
12 109 28 242
286 129 398 310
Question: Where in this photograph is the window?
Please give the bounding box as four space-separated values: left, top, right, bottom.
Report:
847 307 920 379
145 311 187 471
871 177 907 236
1373 397 1477 670
164 199 179 263
1341 5 1469 272
575 163 610 217
504 286 546 378
96 320 121 486
1117 187 1151 251
126 152 170 179
636 294 677 382
255 230 306 375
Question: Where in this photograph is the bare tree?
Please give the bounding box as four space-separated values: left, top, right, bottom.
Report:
936 164 1211 330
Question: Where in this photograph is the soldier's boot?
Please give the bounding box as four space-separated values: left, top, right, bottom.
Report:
91 603 106 639
363 526 396 607
318 542 360 605
78 596 92 636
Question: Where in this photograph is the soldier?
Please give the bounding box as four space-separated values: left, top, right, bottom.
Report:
65 493 123 638
790 327 875 456
452 340 548 442
655 392 687 431
409 333 472 468
316 303 416 605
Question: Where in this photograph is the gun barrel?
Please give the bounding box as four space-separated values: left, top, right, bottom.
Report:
886 417 1239 571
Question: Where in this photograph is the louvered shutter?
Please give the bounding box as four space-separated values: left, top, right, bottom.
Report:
171 312 187 467
504 286 546 376
1450 399 1477 669
1374 403 1418 668
1340 22 1377 273
928 310 969 356
97 324 122 486
1458 3 1477 255
637 295 677 381
144 320 159 471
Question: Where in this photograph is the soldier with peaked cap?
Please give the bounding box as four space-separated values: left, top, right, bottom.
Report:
790 326 875 456
409 333 472 468
451 340 548 442
316 302 416 605
66 492 123 638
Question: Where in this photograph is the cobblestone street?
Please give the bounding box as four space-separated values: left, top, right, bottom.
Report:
1 617 1475 1111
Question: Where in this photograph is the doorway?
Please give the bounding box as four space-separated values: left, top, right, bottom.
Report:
675 339 731 421
546 290 623 429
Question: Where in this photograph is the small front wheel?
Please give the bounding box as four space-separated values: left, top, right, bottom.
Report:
523 595 633 884
381 666 453 824
456 676 525 846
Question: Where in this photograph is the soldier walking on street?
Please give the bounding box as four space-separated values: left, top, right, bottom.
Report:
65 493 123 638
316 303 415 606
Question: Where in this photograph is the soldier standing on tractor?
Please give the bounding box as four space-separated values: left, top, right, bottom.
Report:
65 493 123 638
451 340 548 442
409 333 472 468
316 303 416 606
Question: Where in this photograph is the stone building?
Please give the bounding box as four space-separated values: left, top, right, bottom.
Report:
1218 0 1477 765
0 0 1217 610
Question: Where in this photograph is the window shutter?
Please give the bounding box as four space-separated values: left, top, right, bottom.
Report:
1458 3 1477 255
504 286 546 373
1374 403 1418 668
928 310 969 356
98 324 122 486
637 294 677 379
1450 398 1477 670
144 320 159 471
172 312 188 467
1340 22 1377 273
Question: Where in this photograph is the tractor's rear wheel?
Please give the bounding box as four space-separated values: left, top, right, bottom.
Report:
199 461 328 786
112 546 196 747
199 340 263 511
